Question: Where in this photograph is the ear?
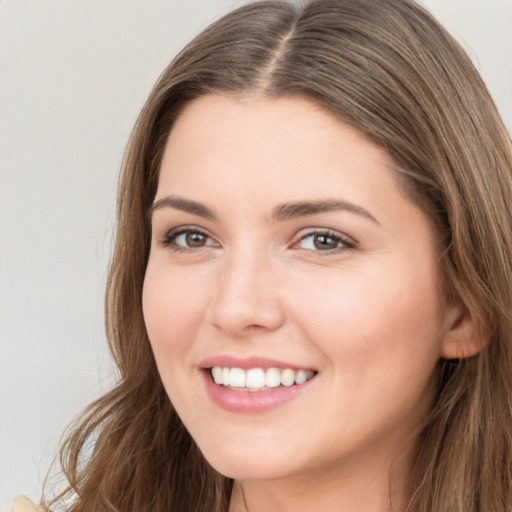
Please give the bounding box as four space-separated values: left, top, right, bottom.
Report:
439 301 484 359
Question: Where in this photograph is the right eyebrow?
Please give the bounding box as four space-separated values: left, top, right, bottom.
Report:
150 195 216 220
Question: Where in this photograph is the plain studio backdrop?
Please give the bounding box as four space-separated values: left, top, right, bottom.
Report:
0 0 511 509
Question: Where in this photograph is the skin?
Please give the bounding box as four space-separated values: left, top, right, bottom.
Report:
143 94 468 512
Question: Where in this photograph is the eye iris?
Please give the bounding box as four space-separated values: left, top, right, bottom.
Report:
186 232 207 247
313 234 338 250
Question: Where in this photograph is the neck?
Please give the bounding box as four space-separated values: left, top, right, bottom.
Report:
228 446 412 512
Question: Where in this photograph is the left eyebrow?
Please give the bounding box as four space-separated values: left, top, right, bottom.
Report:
271 199 380 225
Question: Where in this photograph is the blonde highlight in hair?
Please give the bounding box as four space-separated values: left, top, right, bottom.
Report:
45 1 512 510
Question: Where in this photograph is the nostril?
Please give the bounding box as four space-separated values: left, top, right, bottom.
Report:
245 324 268 331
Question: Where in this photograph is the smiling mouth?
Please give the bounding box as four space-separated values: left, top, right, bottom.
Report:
210 366 317 391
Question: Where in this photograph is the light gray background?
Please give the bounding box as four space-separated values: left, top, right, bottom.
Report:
1 0 511 509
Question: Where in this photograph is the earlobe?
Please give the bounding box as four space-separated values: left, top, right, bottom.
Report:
439 302 485 360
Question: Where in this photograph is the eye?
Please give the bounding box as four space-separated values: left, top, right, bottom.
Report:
160 227 218 251
174 231 210 248
295 230 354 252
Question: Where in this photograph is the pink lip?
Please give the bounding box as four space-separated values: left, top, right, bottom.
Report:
200 355 314 371
199 355 317 414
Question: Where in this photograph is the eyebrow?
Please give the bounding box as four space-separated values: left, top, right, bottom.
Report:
151 195 216 219
151 195 380 225
272 199 380 224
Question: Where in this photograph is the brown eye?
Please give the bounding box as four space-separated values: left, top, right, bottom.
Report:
186 231 208 247
313 234 340 250
296 231 353 252
163 229 216 250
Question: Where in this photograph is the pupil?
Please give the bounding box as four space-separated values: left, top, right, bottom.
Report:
186 232 206 247
314 235 337 250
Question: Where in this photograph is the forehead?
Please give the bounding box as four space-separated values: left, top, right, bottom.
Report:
158 94 398 202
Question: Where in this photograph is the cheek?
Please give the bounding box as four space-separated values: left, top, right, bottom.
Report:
289 265 443 440
289 261 444 376
142 262 211 361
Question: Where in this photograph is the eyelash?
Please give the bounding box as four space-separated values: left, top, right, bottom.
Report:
158 227 355 254
159 226 216 252
293 229 356 253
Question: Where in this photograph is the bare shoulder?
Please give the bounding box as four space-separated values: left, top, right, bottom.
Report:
11 496 47 512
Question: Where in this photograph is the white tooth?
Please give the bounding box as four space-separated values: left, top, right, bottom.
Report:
230 367 246 388
246 368 266 389
222 367 231 386
296 370 314 384
211 366 223 384
266 367 281 388
295 370 309 384
281 368 295 387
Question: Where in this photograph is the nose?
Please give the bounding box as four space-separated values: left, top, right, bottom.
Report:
208 249 285 338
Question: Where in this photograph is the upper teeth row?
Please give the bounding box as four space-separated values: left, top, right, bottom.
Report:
211 366 315 389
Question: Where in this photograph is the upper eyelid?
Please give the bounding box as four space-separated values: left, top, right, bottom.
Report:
161 225 212 237
292 231 356 254
158 225 217 245
293 227 356 245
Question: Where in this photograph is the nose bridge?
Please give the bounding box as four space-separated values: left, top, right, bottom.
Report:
210 244 284 336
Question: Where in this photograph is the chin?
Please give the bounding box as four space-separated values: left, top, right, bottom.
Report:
198 442 295 481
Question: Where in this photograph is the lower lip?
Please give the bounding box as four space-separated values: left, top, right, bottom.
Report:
202 370 315 413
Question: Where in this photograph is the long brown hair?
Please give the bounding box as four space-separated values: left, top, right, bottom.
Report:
44 0 512 510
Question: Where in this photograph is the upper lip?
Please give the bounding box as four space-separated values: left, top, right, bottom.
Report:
199 355 316 371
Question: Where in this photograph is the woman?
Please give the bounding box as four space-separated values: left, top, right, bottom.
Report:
16 0 512 510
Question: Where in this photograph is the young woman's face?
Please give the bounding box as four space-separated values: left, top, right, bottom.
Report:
143 94 456 483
